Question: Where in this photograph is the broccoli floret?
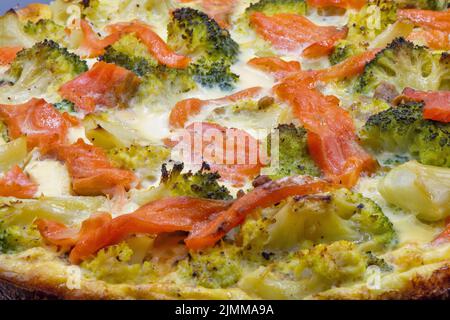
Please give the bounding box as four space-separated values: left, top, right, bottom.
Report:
159 162 233 200
136 65 196 103
241 188 396 256
168 8 239 63
53 100 75 113
329 40 357 66
107 144 170 181
300 241 368 284
23 19 67 44
356 38 450 94
0 222 41 253
102 34 158 77
0 40 87 103
167 7 239 90
238 240 368 299
80 241 156 284
188 57 239 90
177 246 242 289
330 0 398 65
362 102 450 167
366 251 393 272
101 34 196 102
267 124 320 179
245 0 307 16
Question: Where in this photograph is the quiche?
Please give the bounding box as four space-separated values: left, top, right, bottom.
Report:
0 0 449 300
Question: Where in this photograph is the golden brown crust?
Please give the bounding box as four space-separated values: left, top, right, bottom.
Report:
379 266 450 300
1 265 449 300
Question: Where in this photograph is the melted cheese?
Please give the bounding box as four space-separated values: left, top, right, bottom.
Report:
25 159 72 197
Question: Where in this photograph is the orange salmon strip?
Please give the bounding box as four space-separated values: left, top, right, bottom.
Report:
0 46 22 65
250 12 347 57
53 139 136 196
0 165 37 199
0 98 76 154
59 61 141 113
185 176 334 249
169 87 263 128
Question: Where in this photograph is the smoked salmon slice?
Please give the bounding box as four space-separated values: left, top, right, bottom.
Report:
249 12 347 57
53 139 136 196
59 61 141 113
0 46 22 66
0 165 37 199
0 98 75 153
185 176 333 249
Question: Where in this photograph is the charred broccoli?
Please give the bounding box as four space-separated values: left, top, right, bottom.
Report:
177 246 242 289
267 124 320 179
0 40 87 103
159 162 233 200
362 102 450 167
356 38 450 94
167 7 239 90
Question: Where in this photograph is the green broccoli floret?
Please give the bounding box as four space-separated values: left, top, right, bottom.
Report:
245 0 307 16
23 19 67 44
329 40 357 66
356 38 450 94
267 124 320 179
101 34 196 102
332 189 397 250
361 102 450 167
81 241 156 284
300 241 368 284
238 240 368 299
397 0 449 10
241 188 396 255
177 246 242 289
135 65 196 104
107 144 170 181
188 57 239 90
330 0 398 65
159 162 233 200
0 40 87 103
53 100 75 113
102 34 158 77
0 222 41 253
366 251 393 272
167 7 239 90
